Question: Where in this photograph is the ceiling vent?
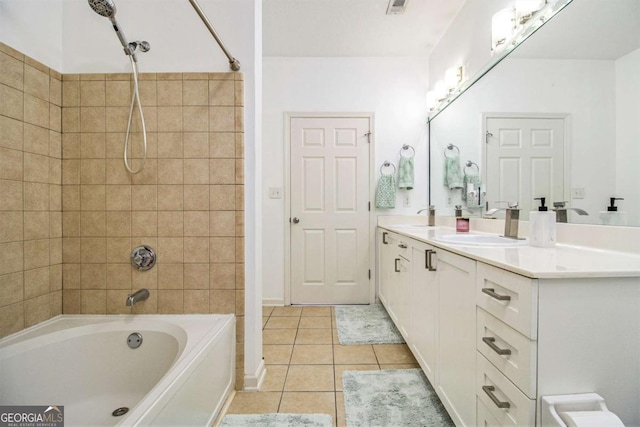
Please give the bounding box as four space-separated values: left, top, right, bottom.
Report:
386 0 409 15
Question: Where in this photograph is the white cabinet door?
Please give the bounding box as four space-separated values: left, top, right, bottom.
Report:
377 229 393 308
436 249 477 427
410 241 438 384
396 250 411 341
381 232 400 324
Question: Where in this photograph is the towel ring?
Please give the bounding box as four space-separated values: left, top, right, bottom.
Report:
443 143 460 158
400 144 415 158
464 161 479 174
380 161 396 175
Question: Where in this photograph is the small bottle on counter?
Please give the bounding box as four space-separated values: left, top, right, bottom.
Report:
530 197 556 248
428 205 436 227
455 205 470 232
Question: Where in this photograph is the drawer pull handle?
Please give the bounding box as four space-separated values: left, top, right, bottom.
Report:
426 249 437 271
482 337 512 355
482 385 511 409
383 232 389 244
482 288 511 301
399 243 408 249
395 258 401 273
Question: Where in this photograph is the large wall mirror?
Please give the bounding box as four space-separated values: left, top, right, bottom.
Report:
429 0 640 227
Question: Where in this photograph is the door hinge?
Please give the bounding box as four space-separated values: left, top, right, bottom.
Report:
365 131 372 143
486 131 493 144
368 201 371 211
368 269 371 280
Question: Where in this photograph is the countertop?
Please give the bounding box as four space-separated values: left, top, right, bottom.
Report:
379 225 640 279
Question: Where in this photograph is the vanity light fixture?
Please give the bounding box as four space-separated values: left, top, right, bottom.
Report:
515 0 546 24
491 7 515 52
445 66 464 92
426 91 437 111
434 81 447 101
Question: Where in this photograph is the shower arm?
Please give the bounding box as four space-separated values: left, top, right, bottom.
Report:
187 0 241 71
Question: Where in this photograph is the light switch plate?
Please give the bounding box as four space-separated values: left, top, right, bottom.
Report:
571 187 585 199
269 187 283 199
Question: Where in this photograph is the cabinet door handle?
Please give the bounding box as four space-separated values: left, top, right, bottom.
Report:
482 288 511 301
424 249 430 270
482 385 511 409
394 258 400 273
398 243 407 249
426 250 437 271
482 337 512 355
383 232 388 244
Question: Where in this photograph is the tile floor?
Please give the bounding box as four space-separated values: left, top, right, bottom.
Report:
224 305 419 426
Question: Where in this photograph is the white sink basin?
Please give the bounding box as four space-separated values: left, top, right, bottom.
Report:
432 234 527 247
390 225 436 230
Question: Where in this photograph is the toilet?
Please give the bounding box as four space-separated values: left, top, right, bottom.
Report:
542 393 625 426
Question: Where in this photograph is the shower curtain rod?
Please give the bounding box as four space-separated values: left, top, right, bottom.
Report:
187 0 241 71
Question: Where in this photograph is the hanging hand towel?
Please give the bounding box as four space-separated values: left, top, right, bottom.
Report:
376 174 396 208
462 173 482 207
443 155 463 190
397 156 414 190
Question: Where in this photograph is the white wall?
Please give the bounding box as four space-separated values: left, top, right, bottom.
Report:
0 0 63 70
1 0 263 389
615 48 640 226
430 57 616 223
262 56 429 304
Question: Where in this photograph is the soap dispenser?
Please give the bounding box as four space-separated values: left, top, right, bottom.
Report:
530 197 556 248
599 197 627 226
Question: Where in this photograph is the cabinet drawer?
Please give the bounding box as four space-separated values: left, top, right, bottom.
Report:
476 263 538 339
477 353 536 427
477 397 509 427
477 308 537 398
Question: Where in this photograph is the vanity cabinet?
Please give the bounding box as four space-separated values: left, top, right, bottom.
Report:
377 229 411 340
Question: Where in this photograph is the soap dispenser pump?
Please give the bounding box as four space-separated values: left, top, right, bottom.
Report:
600 197 627 225
530 197 556 248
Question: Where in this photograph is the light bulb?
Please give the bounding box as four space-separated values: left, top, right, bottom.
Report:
426 91 437 110
434 81 447 101
492 8 514 51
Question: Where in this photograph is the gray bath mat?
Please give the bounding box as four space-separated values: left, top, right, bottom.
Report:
220 413 332 427
335 304 404 344
342 369 453 427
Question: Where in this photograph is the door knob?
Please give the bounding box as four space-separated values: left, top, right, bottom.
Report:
292 217 300 224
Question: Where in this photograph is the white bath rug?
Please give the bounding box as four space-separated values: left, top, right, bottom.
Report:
335 304 404 345
220 413 332 427
342 369 453 427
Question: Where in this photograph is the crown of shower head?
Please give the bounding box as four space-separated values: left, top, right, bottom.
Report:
88 0 116 18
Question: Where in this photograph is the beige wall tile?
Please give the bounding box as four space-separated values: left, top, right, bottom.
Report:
0 180 23 211
209 106 234 132
183 80 208 106
106 185 131 210
0 52 24 90
138 80 157 105
62 289 80 313
50 77 62 106
50 184 62 211
106 159 131 185
183 106 208 132
208 80 235 106
157 107 182 132
80 211 106 237
24 182 49 211
50 130 62 158
80 132 106 158
62 263 80 289
210 185 236 210
184 237 209 263
62 133 80 158
235 133 244 158
235 159 244 184
0 212 24 243
62 185 80 211
62 107 79 132
0 147 23 180
106 211 131 237
158 237 183 263
24 123 49 155
105 81 131 106
236 185 244 210
184 211 208 236
184 159 209 184
130 132 157 159
210 158 235 184
157 80 182 106
24 211 50 240
50 211 62 238
158 263 184 290
50 238 62 265
157 132 183 158
80 107 105 132
210 211 235 237
24 65 49 101
157 185 183 210
0 272 23 306
158 211 183 236
24 152 49 183
209 263 235 290
81 289 106 314
210 132 235 158
184 290 209 313
106 264 131 290
49 158 62 184
24 94 49 128
209 237 235 263
80 185 106 211
107 289 132 314
157 159 183 184
209 289 235 313
49 290 63 316
106 237 131 263
24 266 49 299
50 104 61 132
0 302 24 338
131 106 157 132
105 106 129 132
62 81 80 107
80 74 105 81
80 80 105 106
235 81 244 106
184 263 209 290
0 115 24 151
132 211 157 237
80 237 106 264
132 266 157 291
184 185 209 210
61 211 80 237
0 83 24 120
183 132 208 158
157 289 183 314
105 133 124 158
49 264 63 291
131 185 157 210
81 159 106 184
62 159 80 184
131 158 157 185
62 238 81 264
23 239 49 270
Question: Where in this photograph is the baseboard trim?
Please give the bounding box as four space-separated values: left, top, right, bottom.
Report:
243 360 266 391
262 298 285 306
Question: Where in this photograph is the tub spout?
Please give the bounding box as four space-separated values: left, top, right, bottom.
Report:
126 288 150 306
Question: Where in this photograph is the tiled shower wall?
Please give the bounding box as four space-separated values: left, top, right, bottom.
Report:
0 43 63 338
0 42 246 389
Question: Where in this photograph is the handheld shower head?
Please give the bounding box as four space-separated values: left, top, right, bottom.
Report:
88 0 116 18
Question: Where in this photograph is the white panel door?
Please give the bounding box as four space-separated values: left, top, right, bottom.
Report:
290 117 371 304
485 116 565 217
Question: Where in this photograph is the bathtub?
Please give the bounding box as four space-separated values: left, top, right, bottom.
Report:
0 314 235 426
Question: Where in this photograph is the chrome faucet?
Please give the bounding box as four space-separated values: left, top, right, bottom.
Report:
417 205 436 226
486 202 520 239
126 288 150 306
552 202 589 223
